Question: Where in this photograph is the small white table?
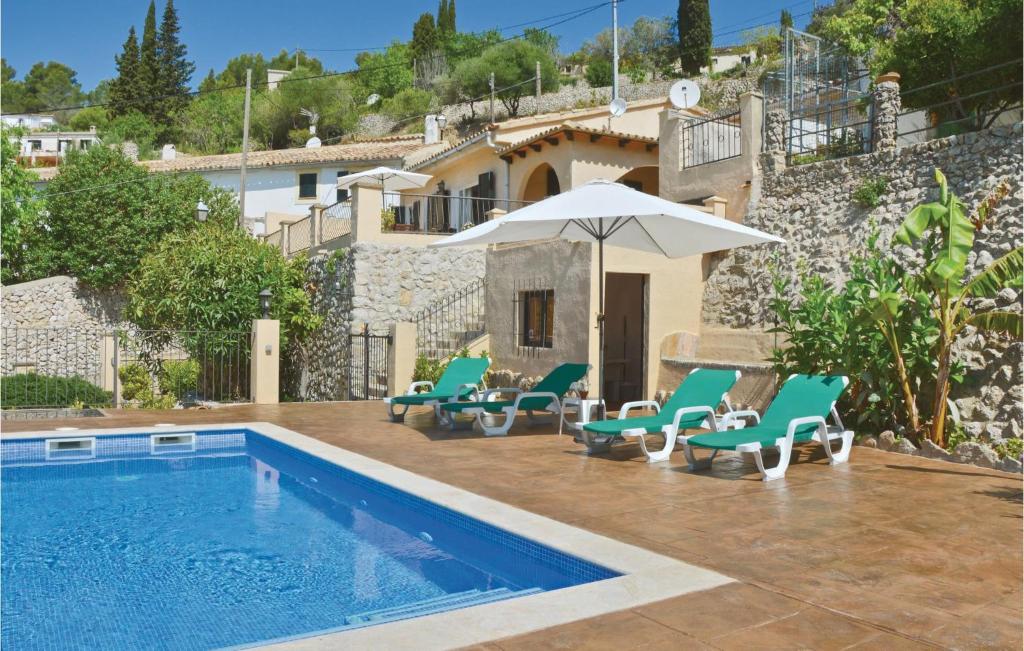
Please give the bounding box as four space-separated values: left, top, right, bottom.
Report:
562 397 606 433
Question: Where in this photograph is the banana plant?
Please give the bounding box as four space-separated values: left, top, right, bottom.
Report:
894 169 1023 446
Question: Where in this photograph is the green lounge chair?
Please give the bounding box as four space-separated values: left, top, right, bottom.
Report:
680 374 853 481
439 362 590 436
580 368 741 462
383 357 490 423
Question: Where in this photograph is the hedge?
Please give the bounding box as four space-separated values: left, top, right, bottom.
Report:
1 373 112 409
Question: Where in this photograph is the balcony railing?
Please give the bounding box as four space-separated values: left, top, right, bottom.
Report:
383 193 531 235
321 199 352 242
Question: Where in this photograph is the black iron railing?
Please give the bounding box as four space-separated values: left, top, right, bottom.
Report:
682 107 743 167
412 278 487 359
785 94 874 165
383 193 530 234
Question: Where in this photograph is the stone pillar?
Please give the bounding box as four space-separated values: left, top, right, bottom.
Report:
761 108 788 172
250 319 280 404
702 195 728 218
351 182 384 242
280 221 291 256
739 92 763 162
309 205 322 247
873 72 902 151
388 322 416 397
485 207 507 222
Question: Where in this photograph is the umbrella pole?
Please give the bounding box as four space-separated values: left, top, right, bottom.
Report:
597 237 606 420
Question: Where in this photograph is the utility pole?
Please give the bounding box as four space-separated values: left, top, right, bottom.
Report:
611 0 620 101
489 72 496 123
239 68 252 230
535 60 542 115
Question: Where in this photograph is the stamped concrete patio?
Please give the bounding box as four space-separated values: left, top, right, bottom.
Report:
6 401 1021 650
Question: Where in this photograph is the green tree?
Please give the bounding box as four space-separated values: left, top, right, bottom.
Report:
126 223 322 353
585 58 613 87
1 59 28 113
892 170 1022 446
677 0 712 75
102 111 160 157
453 40 559 116
39 146 235 288
215 53 268 87
21 61 84 117
138 1 162 118
411 12 439 63
253 65 357 149
269 49 323 74
157 0 194 118
437 0 456 37
198 68 217 92
381 88 436 122
1 132 44 284
780 8 794 31
442 29 503 67
67 106 109 132
355 42 414 99
820 0 1022 128
109 27 143 117
176 89 245 154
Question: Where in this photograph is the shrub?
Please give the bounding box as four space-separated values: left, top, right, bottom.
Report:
852 175 889 209
994 437 1023 460
411 348 490 387
158 359 201 397
118 363 152 402
1 374 112 408
585 58 613 87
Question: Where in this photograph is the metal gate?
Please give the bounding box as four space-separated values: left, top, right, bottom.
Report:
347 324 392 400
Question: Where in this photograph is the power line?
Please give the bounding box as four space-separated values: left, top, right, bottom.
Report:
2 2 612 117
713 0 815 34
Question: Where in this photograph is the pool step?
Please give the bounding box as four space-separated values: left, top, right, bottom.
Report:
345 586 543 626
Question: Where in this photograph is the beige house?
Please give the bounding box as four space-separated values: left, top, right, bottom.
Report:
367 95 765 406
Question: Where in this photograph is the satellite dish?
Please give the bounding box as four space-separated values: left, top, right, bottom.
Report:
608 97 627 117
366 93 381 107
669 80 701 109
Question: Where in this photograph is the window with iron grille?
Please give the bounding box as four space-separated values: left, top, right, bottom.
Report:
520 290 554 348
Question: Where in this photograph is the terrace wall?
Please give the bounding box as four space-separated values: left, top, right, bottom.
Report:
702 123 1024 441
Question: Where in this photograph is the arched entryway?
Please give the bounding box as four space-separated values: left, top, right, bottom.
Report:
521 163 561 202
615 166 659 196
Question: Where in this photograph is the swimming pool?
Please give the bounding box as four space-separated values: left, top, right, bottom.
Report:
1 423 732 649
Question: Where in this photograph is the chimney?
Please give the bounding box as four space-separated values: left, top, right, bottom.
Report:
424 115 441 144
161 144 177 161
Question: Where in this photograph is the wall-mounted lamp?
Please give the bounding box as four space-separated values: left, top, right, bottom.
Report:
259 288 272 319
436 114 447 130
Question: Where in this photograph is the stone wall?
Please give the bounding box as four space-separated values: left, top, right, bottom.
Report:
702 123 1024 441
1 276 125 383
356 72 762 136
283 242 487 400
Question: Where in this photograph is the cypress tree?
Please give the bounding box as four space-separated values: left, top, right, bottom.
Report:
448 0 456 33
780 9 794 32
158 0 194 116
138 0 161 117
109 27 142 117
410 12 438 61
677 0 711 75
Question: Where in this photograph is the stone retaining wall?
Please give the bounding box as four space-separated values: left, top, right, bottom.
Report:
702 123 1024 442
1 276 124 384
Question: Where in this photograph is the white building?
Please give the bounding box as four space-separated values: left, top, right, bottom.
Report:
15 128 101 156
2 114 57 130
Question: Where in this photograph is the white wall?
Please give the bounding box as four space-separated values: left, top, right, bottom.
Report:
200 164 372 227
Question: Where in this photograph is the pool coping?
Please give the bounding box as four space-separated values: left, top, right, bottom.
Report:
3 422 734 650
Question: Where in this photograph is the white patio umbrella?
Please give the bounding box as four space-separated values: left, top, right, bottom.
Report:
336 166 432 192
431 178 784 416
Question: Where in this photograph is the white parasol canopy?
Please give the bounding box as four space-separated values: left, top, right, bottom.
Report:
431 179 784 417
336 166 432 191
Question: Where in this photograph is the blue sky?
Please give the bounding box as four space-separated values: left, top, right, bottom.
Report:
2 0 814 91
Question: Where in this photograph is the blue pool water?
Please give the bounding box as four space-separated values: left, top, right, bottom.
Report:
1 430 617 650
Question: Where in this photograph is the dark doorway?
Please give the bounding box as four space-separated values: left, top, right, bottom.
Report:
603 273 646 409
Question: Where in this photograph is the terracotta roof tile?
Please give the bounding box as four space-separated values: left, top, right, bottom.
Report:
497 122 657 155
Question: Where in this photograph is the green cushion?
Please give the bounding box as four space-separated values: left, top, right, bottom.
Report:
388 356 490 405
440 362 589 414
582 368 739 438
686 374 848 451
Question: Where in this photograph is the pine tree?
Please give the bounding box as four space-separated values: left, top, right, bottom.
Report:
677 0 711 75
138 0 161 118
158 0 194 117
108 27 142 117
198 68 216 93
